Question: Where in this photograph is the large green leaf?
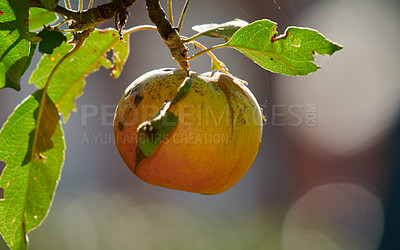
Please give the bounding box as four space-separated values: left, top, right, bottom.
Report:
39 0 59 11
0 0 31 91
29 29 131 121
28 7 58 32
0 89 65 250
226 19 343 76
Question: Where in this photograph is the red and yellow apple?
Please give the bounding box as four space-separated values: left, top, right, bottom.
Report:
113 68 263 194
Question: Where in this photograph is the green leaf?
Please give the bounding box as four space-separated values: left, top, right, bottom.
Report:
226 19 343 76
192 19 248 42
0 89 65 250
28 7 58 32
39 0 59 11
29 29 131 122
137 104 178 157
172 77 193 103
0 0 31 91
135 76 193 169
36 28 66 54
136 77 193 158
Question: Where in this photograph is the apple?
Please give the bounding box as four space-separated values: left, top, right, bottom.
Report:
113 68 263 194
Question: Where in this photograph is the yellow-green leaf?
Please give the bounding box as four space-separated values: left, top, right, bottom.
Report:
28 7 58 32
29 29 131 122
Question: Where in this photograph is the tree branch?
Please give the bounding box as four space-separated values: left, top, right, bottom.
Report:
145 0 189 71
29 0 136 33
29 0 189 70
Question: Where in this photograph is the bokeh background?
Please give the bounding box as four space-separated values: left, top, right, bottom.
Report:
1 0 400 249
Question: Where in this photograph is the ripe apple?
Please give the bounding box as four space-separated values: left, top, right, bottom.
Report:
113 68 263 194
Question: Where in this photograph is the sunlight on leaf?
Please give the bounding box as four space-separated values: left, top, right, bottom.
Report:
226 19 342 76
28 7 58 32
0 89 65 250
0 0 31 91
29 29 131 122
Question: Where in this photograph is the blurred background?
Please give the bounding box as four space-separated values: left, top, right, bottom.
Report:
1 0 400 249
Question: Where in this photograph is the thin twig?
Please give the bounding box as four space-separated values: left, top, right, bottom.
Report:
185 44 226 61
168 0 174 26
64 0 71 9
181 36 230 75
183 31 207 44
59 29 80 32
177 0 191 30
124 25 158 35
88 0 94 9
78 0 83 11
52 19 69 28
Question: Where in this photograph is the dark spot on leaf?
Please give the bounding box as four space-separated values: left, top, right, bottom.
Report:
210 32 221 37
93 49 97 53
118 121 124 131
270 58 274 61
0 11 3 15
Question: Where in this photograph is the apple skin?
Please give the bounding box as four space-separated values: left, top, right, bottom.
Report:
113 68 263 194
